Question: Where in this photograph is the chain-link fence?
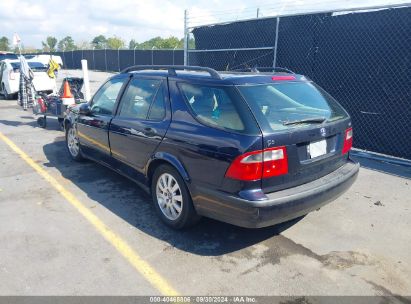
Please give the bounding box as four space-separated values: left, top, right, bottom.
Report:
185 4 411 160
28 49 184 72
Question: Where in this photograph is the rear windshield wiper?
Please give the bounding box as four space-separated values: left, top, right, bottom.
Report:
282 117 326 126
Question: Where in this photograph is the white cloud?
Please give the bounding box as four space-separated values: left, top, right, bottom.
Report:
0 0 408 48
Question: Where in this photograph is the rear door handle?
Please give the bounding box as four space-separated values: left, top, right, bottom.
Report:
143 127 156 137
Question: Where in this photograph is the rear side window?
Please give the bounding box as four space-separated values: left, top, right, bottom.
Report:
118 78 162 119
148 86 166 120
238 82 348 132
179 83 247 132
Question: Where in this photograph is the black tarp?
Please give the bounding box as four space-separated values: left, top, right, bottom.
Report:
34 50 184 72
190 7 411 159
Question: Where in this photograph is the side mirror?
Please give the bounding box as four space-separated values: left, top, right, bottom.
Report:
78 103 91 115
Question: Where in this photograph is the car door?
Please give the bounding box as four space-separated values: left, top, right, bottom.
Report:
77 75 129 164
109 75 171 181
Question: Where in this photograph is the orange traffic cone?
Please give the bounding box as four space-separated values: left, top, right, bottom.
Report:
61 80 75 105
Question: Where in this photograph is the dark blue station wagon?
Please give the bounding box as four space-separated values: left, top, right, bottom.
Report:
64 66 359 229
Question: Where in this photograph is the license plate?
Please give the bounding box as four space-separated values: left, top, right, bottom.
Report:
308 139 327 159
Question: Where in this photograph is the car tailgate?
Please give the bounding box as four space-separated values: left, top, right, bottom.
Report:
261 119 352 193
32 72 55 92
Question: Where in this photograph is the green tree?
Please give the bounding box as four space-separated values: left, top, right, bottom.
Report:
57 36 76 51
128 36 186 50
42 36 58 52
106 36 125 49
92 35 107 49
129 39 138 49
159 36 182 49
0 36 10 51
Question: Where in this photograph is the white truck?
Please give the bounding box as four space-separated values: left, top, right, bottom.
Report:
24 54 64 67
0 59 56 99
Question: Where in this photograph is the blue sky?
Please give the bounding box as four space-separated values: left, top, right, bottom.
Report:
0 0 407 48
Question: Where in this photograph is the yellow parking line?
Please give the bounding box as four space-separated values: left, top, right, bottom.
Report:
0 131 179 296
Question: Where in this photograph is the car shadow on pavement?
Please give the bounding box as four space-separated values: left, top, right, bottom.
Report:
0 119 39 128
0 117 62 131
42 137 303 256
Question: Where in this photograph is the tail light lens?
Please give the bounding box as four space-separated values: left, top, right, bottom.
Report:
225 146 288 181
342 127 353 154
9 70 15 80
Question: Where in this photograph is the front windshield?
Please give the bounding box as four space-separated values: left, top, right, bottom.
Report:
237 82 348 132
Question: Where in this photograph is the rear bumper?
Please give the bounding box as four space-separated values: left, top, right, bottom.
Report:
193 160 359 228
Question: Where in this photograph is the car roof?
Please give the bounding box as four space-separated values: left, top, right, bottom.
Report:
120 69 308 85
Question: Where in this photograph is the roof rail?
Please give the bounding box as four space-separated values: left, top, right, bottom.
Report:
232 67 295 74
120 65 222 80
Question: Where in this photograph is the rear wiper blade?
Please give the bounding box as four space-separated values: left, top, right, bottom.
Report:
282 117 326 126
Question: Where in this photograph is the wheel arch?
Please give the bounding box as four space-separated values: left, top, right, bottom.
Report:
146 152 190 187
64 115 75 132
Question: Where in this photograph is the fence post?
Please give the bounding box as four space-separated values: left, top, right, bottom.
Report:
151 46 157 65
184 9 188 65
134 46 138 65
118 46 121 71
173 46 177 65
105 47 107 72
272 16 280 68
71 49 74 69
92 46 95 71
62 49 66 69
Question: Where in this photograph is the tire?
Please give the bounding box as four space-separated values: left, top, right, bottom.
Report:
65 124 84 161
151 164 201 229
58 118 64 131
37 117 47 128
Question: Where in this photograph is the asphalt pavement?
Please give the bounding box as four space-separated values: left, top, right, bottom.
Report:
0 70 410 299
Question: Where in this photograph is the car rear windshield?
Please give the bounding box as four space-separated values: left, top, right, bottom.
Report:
237 81 348 132
10 62 47 72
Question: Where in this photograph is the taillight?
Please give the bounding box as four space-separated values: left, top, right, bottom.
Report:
342 127 353 154
225 146 288 181
9 70 15 80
